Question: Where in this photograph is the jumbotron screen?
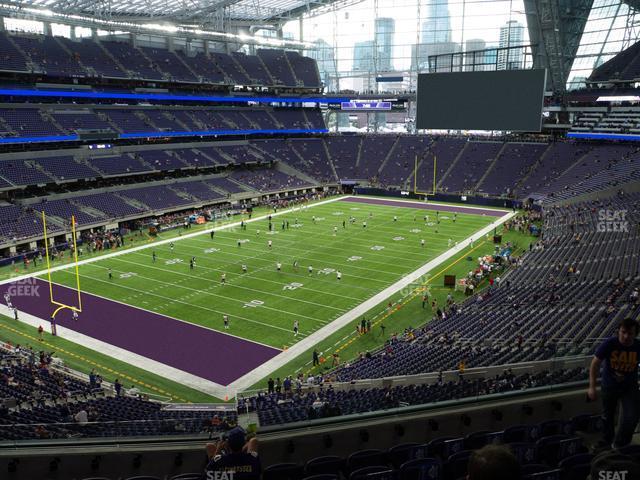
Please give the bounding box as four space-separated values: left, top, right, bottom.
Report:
416 69 547 132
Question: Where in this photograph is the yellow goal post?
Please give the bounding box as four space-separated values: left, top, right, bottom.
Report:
42 212 82 321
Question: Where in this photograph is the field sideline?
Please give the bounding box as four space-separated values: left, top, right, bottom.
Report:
0 195 515 400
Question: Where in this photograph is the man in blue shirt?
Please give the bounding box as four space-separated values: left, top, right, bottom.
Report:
588 317 640 448
205 427 260 480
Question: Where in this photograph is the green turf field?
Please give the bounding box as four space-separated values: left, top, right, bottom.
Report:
44 198 496 349
0 196 531 402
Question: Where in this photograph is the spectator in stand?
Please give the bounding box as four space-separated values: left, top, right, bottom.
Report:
467 444 521 480
74 408 88 425
205 427 260 480
588 317 640 449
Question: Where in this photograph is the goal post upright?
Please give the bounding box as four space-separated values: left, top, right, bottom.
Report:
413 152 438 200
42 212 83 323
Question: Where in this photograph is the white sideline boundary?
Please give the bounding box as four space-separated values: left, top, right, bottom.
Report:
0 195 516 399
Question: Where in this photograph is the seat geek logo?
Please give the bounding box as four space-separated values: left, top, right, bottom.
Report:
6 278 40 298
597 209 628 232
206 472 235 480
599 471 629 480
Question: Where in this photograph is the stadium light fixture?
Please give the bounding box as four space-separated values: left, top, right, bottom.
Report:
0 3 315 49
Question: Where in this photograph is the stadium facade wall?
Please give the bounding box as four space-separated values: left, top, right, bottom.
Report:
0 385 597 479
354 187 521 209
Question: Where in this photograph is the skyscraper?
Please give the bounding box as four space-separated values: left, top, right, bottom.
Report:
421 0 452 44
353 40 375 72
375 17 395 72
464 39 486 71
414 0 457 72
497 20 524 70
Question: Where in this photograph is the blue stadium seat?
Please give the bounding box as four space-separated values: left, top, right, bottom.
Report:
426 437 456 459
508 443 538 465
346 449 387 475
441 438 465 459
263 462 304 480
536 436 584 466
349 466 396 480
539 420 568 437
504 424 540 443
443 450 472 480
568 414 593 433
398 458 441 480
463 430 502 450
304 456 345 477
387 443 425 468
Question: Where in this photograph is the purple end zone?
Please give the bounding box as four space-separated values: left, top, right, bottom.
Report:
341 197 506 217
0 279 280 386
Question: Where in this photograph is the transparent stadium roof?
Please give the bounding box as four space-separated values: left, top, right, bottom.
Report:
567 0 639 89
1 0 332 22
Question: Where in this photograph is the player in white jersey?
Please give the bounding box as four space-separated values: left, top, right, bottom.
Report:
337 270 342 280
242 264 247 273
268 240 272 249
223 314 229 329
333 226 337 235
221 273 226 284
293 320 299 336
421 239 425 248
276 262 282 272
4 293 11 309
308 265 313 275
448 238 452 247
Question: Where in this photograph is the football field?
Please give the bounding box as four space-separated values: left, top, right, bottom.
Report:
0 196 512 399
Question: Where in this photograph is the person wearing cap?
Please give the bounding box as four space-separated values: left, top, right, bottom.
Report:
205 426 260 479
588 317 640 449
